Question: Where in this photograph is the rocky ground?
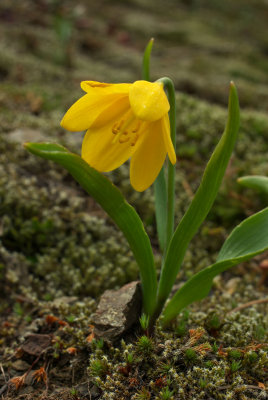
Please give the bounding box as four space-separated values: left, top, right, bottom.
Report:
0 0 267 399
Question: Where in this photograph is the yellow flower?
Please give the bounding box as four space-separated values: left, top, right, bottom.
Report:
61 80 176 191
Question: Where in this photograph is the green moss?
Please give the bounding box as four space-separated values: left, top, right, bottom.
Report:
136 335 154 356
0 140 138 300
84 286 267 399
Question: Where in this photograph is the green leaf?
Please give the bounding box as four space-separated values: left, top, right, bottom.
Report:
162 207 268 324
217 207 268 262
24 142 157 316
237 175 268 195
142 38 154 81
156 83 240 315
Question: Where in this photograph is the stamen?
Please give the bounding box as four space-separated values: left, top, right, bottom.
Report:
132 121 141 133
111 112 143 147
119 131 130 143
119 135 130 143
130 134 139 146
112 120 124 134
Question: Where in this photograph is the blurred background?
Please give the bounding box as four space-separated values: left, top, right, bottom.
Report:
1 0 268 122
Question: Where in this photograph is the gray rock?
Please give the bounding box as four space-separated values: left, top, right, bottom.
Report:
21 334 51 356
7 128 47 143
92 281 142 341
12 360 30 372
75 381 101 399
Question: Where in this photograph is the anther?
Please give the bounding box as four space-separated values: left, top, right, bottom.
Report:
112 120 125 135
118 131 129 143
119 136 130 143
130 134 139 146
132 121 141 133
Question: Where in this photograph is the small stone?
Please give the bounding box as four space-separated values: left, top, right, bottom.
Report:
7 128 47 143
12 360 30 372
225 277 241 294
92 281 142 341
21 334 51 356
74 382 101 399
24 370 36 386
89 384 102 399
260 259 268 269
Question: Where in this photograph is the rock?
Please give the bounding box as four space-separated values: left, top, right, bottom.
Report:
260 259 268 269
75 381 101 399
225 277 241 294
12 360 30 372
21 334 51 356
7 128 47 143
92 281 142 341
89 384 102 399
24 370 36 386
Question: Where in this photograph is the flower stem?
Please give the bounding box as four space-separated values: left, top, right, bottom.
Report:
157 77 177 253
142 39 168 253
148 77 176 328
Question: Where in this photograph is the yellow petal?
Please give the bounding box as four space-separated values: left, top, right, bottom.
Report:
129 80 170 122
61 93 126 132
130 120 167 191
81 118 136 172
81 81 131 95
90 97 130 129
161 114 176 165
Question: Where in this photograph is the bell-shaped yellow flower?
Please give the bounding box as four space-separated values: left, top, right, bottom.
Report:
61 80 176 191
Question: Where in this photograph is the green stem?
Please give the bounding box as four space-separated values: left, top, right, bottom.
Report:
142 39 168 253
149 77 176 327
154 168 167 253
157 77 177 253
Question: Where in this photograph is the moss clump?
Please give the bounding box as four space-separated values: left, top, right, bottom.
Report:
80 270 267 400
0 138 138 301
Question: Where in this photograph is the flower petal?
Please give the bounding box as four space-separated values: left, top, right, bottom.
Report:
90 97 130 129
162 114 176 165
61 93 127 132
129 80 170 122
130 120 167 191
81 81 131 95
81 118 136 172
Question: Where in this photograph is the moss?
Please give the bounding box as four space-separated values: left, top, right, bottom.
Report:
80 275 266 399
85 291 267 399
0 139 138 301
2 85 267 303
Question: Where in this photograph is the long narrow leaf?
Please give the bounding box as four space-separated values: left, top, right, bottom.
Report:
142 38 154 81
162 207 268 324
238 175 268 195
24 142 157 316
156 83 240 313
